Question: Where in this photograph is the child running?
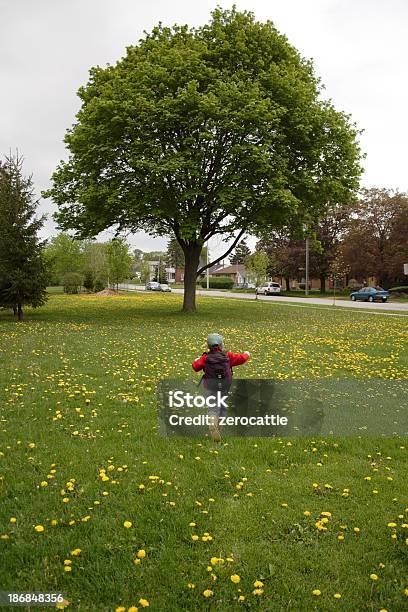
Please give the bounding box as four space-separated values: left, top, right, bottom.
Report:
192 333 250 441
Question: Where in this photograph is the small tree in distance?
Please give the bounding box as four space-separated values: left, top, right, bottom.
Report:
245 251 269 297
230 240 251 265
0 153 48 320
106 238 132 289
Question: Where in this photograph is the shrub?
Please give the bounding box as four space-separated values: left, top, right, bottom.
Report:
347 278 361 290
201 276 234 289
94 278 105 293
63 272 83 294
83 270 94 292
389 286 408 293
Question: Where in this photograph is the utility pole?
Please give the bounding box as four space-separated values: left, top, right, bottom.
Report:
206 243 209 289
305 236 309 296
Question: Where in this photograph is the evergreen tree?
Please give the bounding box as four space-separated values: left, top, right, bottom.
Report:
230 240 251 265
0 153 48 321
166 238 184 268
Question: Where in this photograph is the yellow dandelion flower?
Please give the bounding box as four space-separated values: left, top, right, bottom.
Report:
34 525 44 533
123 521 132 529
138 599 149 607
231 574 240 584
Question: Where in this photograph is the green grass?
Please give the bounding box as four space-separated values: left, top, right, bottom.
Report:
0 293 407 611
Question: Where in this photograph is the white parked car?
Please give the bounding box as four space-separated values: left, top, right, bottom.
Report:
256 282 281 296
145 281 160 290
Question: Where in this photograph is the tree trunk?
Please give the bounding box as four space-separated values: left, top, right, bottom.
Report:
285 276 290 291
182 245 201 313
13 305 17 316
17 303 23 321
320 274 326 294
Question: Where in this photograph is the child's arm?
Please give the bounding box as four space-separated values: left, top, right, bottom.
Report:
227 351 250 367
192 354 207 372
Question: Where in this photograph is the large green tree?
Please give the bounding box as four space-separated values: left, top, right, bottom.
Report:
0 153 48 320
43 7 362 312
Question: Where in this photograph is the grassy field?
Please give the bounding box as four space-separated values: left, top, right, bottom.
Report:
0 293 407 612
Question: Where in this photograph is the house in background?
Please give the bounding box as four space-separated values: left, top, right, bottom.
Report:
211 264 249 287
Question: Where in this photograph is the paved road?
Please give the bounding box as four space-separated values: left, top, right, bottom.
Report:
118 285 408 313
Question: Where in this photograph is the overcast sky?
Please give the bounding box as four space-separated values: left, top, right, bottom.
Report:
1 0 407 257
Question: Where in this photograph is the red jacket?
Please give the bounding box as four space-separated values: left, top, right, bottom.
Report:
192 348 250 373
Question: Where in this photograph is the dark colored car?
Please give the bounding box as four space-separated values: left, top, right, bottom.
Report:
350 287 389 303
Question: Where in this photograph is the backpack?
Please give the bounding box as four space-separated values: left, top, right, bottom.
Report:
203 351 232 392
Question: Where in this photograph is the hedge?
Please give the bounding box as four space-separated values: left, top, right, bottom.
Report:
389 286 408 293
200 276 234 289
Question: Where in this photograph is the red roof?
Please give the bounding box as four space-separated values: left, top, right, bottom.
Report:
212 264 246 275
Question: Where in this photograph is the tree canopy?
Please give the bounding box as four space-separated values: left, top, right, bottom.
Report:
341 188 408 287
43 7 362 312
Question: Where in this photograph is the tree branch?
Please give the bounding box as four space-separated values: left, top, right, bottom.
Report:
197 229 246 275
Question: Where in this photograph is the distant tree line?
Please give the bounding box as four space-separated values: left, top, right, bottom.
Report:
235 189 408 292
1 150 406 326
